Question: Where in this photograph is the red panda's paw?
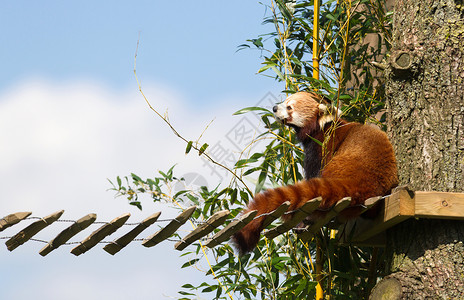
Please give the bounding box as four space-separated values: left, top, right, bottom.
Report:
305 210 328 225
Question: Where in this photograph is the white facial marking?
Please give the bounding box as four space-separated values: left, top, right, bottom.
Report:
290 111 305 127
273 102 289 121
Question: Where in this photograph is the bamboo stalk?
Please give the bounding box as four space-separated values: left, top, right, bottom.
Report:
312 0 324 298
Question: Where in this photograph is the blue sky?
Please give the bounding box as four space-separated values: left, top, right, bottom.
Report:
1 0 280 106
0 1 284 299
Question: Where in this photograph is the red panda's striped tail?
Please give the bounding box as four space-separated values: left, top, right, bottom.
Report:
231 177 365 254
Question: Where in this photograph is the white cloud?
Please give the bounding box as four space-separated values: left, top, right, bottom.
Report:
0 79 270 299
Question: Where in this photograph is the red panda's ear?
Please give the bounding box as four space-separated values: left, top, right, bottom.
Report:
319 103 343 118
318 103 328 116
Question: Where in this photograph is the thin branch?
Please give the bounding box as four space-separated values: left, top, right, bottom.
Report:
133 38 253 196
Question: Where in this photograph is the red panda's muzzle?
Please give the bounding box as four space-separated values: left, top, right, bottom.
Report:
273 102 290 124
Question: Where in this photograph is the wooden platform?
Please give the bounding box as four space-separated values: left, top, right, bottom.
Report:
339 188 464 246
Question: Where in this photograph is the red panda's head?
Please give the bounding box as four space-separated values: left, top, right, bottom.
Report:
273 92 341 130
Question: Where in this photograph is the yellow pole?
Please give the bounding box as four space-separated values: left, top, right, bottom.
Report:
312 0 320 81
315 237 323 300
312 0 323 299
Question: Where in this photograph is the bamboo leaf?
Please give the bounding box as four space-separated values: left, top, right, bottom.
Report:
185 141 193 154
198 143 208 155
233 106 271 115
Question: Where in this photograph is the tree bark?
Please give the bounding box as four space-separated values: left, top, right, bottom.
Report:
371 0 464 298
385 0 464 191
371 219 464 299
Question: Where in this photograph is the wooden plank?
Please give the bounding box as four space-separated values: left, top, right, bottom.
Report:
204 210 258 248
142 206 197 248
383 189 415 220
332 195 384 227
414 191 464 220
261 201 291 229
298 197 351 242
174 210 230 251
360 196 383 214
264 197 322 240
39 213 97 256
337 196 385 246
71 213 130 256
0 212 32 232
5 210 64 251
345 189 415 243
103 212 161 255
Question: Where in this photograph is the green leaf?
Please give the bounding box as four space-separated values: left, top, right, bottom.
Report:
255 170 268 194
308 135 323 146
181 258 200 268
198 143 208 155
250 37 263 48
185 141 193 154
269 64 285 81
240 190 249 203
275 0 293 20
129 201 142 210
233 106 271 115
178 291 195 296
131 173 143 183
235 157 260 168
257 63 273 74
201 285 218 293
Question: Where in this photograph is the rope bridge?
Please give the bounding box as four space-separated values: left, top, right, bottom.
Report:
2 186 463 256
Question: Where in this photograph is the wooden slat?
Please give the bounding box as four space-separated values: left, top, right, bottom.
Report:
70 213 130 256
264 197 322 240
342 189 415 244
103 212 161 255
331 195 384 226
175 210 230 251
337 196 385 246
0 212 32 232
5 210 64 251
261 201 291 229
359 196 383 214
298 197 351 242
39 213 97 256
142 206 197 248
204 210 258 248
414 191 464 220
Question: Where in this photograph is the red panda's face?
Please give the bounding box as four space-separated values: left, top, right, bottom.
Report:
273 92 342 130
273 92 320 128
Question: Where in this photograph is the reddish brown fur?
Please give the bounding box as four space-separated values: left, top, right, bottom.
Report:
231 92 398 254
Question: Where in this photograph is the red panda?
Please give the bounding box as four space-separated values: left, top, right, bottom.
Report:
231 91 398 254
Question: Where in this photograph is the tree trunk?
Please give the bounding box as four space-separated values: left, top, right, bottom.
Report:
385 0 464 191
371 219 464 299
371 0 464 298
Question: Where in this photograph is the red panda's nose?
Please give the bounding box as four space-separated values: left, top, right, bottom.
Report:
272 106 278 113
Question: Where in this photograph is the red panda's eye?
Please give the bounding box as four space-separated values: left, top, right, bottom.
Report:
287 106 292 111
